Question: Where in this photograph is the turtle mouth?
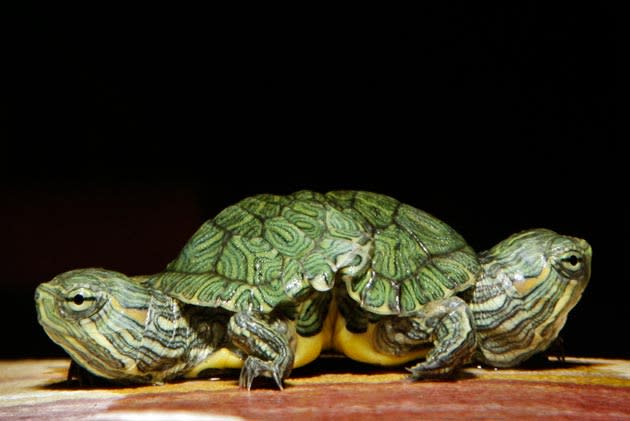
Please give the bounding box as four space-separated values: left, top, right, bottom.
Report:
35 284 107 376
35 286 69 351
35 284 57 327
582 242 592 286
567 241 592 294
35 283 74 337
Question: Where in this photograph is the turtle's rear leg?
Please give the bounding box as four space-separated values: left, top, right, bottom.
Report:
376 296 477 378
228 311 296 390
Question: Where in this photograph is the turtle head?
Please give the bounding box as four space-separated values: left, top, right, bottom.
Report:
35 268 152 381
471 229 591 367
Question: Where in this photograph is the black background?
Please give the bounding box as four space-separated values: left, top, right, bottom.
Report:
2 5 622 360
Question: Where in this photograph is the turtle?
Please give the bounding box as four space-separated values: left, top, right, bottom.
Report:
35 190 592 389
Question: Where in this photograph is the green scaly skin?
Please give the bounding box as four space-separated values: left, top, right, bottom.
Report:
36 269 234 383
35 191 592 387
471 230 591 367
371 229 591 377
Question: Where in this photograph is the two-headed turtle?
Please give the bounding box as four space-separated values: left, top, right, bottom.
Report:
36 191 591 388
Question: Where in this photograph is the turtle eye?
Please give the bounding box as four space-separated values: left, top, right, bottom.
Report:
66 289 98 313
559 252 583 273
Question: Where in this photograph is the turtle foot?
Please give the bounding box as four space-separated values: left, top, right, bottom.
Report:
229 311 295 391
239 356 287 390
406 360 457 379
401 297 477 381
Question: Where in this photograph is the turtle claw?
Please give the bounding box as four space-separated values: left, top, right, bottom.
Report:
239 356 286 390
406 360 455 379
229 312 294 391
270 367 285 391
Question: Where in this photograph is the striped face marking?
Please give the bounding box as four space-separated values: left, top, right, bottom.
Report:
512 264 550 296
35 269 165 382
472 229 592 367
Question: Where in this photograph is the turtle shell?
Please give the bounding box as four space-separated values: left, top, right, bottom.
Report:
148 190 481 316
148 190 370 313
325 191 480 315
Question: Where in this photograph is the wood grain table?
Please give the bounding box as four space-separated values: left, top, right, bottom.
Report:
1 357 629 420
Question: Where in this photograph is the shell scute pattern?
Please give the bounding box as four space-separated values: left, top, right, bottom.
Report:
154 190 480 316
154 192 370 313
263 216 315 258
217 236 277 283
165 221 225 273
214 204 264 237
325 191 480 316
194 275 244 304
352 190 399 228
394 204 464 255
281 208 324 239
238 194 289 219
373 224 422 281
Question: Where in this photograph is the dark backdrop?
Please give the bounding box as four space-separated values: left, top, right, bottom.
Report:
3 5 622 360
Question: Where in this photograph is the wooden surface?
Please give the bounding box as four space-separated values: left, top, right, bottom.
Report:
1 357 629 420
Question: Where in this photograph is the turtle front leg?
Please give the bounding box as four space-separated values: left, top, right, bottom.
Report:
376 296 477 378
228 311 296 390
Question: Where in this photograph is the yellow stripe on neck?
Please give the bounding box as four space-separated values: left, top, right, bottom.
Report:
512 265 550 296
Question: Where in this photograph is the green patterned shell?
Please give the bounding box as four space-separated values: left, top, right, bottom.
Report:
148 191 481 316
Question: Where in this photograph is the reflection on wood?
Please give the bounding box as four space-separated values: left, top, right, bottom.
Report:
1 357 629 419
